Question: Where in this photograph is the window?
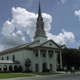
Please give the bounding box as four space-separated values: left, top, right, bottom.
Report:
7 56 9 60
37 24 39 29
12 55 15 61
50 43 52 46
43 54 45 57
41 19 42 21
36 53 38 57
50 54 52 58
41 24 43 30
2 57 3 60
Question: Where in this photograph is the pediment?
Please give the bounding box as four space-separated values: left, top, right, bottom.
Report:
40 40 61 49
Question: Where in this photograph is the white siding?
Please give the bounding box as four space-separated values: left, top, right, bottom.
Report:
41 41 59 48
0 45 59 72
34 37 47 43
0 50 25 70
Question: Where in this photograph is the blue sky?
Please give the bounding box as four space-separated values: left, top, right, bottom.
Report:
0 0 80 51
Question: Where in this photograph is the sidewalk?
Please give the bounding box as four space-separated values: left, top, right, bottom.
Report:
56 71 80 74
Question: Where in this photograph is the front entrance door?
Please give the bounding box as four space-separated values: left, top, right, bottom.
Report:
43 63 47 70
50 64 53 71
35 64 39 72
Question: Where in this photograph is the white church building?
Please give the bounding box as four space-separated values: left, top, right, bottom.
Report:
0 2 62 72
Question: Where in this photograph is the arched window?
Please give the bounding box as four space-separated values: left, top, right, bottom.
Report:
12 55 15 61
2 57 4 60
37 24 39 29
7 56 9 60
41 19 43 21
41 25 43 30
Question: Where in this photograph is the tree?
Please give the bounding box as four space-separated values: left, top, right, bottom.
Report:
62 47 80 69
25 58 31 72
78 46 80 51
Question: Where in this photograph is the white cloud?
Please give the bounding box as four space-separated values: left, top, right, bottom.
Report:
74 10 80 20
0 45 4 52
0 7 75 51
1 20 14 36
1 7 52 41
0 30 26 47
61 0 67 4
47 29 75 45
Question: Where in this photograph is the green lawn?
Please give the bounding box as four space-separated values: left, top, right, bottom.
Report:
0 73 32 79
75 70 80 72
0 72 61 79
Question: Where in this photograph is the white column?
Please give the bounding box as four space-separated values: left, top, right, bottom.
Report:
7 65 9 71
12 65 14 71
38 49 42 72
1 65 4 71
60 51 62 68
52 51 54 71
1 67 3 71
53 51 56 72
46 50 49 69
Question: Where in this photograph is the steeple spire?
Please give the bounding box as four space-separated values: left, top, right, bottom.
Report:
38 1 42 17
34 0 47 43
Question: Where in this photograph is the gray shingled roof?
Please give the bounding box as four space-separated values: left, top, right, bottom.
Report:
0 39 61 55
0 40 40 54
0 60 20 64
0 60 13 64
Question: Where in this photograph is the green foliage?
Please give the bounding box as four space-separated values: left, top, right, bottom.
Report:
62 47 80 69
25 58 31 72
42 69 50 72
57 68 64 71
0 73 32 79
78 46 80 49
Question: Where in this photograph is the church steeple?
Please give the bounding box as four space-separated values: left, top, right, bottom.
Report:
38 1 42 17
34 1 47 43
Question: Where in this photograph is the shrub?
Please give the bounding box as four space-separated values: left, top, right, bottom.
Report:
57 68 64 71
24 70 33 73
42 69 50 72
0 71 10 73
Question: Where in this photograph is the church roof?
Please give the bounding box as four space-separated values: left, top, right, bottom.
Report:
0 60 13 64
0 39 61 55
0 60 20 64
0 40 40 55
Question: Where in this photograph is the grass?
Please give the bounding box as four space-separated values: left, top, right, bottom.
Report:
0 72 61 79
0 73 32 79
75 70 80 72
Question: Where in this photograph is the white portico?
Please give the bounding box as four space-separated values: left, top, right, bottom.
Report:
32 40 62 72
0 60 20 72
